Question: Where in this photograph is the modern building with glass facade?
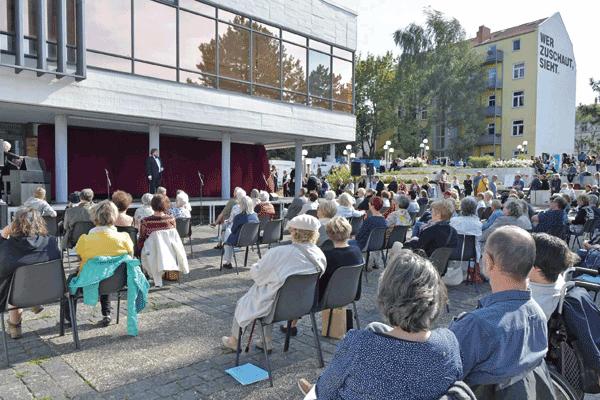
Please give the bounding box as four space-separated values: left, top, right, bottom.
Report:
467 13 576 159
0 0 357 202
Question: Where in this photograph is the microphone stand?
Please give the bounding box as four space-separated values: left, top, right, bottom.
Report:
105 169 112 200
197 171 204 225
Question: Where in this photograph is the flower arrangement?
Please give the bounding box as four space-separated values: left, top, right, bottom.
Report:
402 157 425 168
489 158 534 168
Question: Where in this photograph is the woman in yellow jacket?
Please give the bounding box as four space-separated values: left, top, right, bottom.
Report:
476 176 489 196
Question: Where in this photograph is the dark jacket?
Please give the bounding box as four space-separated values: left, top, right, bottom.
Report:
375 180 385 195
404 220 457 256
225 212 259 246
357 195 373 211
387 181 398 193
530 178 542 191
0 236 61 310
145 156 164 179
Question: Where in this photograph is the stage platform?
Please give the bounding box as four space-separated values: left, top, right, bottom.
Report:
6 197 294 225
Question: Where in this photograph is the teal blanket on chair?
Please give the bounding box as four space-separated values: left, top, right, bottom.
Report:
68 254 150 336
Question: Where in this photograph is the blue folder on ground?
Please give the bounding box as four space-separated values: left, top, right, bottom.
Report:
225 363 269 385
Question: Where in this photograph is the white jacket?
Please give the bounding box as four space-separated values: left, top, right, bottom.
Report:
141 229 189 286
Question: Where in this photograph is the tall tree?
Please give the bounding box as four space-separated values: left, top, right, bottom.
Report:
393 9 486 159
578 78 600 125
354 53 397 158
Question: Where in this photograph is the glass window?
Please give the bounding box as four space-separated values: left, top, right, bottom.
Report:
308 49 330 98
252 20 278 37
254 85 280 101
179 10 215 74
488 95 495 107
178 0 215 17
218 9 249 27
512 120 524 136
513 39 521 51
87 51 131 72
134 62 176 81
332 57 352 103
310 97 330 110
283 91 306 105
218 22 249 82
512 91 524 108
282 30 305 46
333 47 352 60
134 0 176 66
333 102 352 113
180 70 216 88
23 0 37 37
252 32 280 87
282 41 306 93
487 123 495 135
309 39 330 53
0 0 13 32
47 0 76 45
86 0 131 56
513 62 525 79
219 78 250 94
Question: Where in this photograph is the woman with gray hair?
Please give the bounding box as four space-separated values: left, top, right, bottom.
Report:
254 191 275 219
450 196 483 260
222 196 259 269
335 192 364 218
480 199 529 242
134 193 154 228
301 250 462 399
385 195 411 227
316 200 338 246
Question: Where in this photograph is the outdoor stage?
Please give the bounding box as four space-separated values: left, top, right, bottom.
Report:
6 197 294 225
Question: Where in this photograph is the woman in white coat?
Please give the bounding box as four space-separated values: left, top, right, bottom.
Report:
221 215 326 352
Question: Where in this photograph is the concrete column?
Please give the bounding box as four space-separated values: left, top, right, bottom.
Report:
54 115 68 203
328 143 336 162
221 133 231 199
294 141 303 196
149 123 160 153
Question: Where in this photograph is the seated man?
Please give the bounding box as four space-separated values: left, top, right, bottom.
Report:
532 195 568 234
62 188 94 249
529 233 579 320
481 199 503 231
285 188 308 220
450 226 550 394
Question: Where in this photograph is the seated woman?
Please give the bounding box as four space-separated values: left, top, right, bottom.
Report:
316 200 338 246
23 187 57 217
0 208 61 339
299 249 461 399
571 194 594 234
299 191 319 215
450 196 483 258
404 199 458 257
137 195 176 255
74 200 134 326
170 191 192 219
381 191 395 218
222 196 259 270
254 191 275 220
336 193 364 218
221 215 326 352
112 190 134 227
351 197 387 269
386 195 411 227
133 193 154 229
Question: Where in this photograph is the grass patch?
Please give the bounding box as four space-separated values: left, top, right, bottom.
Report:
15 370 28 379
27 356 49 366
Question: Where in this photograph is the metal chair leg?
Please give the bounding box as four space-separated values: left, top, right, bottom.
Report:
116 293 121 325
233 251 239 275
284 320 292 352
59 300 65 337
364 252 370 283
219 246 224 272
309 312 324 368
1 312 9 367
235 327 243 366
256 243 262 259
68 296 80 349
244 247 249 267
326 309 333 337
352 302 360 330
245 321 256 353
259 322 274 387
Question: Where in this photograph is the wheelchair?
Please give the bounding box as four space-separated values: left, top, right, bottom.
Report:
546 267 600 400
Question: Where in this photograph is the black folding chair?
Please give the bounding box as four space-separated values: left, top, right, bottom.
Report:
235 272 322 387
175 218 193 257
349 216 363 237
116 226 138 247
362 226 387 282
570 219 596 249
220 222 261 275
1 259 79 366
69 263 128 327
43 216 59 237
450 234 478 289
383 225 408 265
64 221 95 268
305 209 318 218
315 264 364 338
429 247 455 277
260 219 283 250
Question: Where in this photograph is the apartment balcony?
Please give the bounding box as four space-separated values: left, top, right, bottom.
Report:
485 106 502 117
477 133 502 146
486 78 502 89
483 49 504 65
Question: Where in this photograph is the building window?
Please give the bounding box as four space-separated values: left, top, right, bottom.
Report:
488 95 496 107
512 120 524 136
487 123 495 135
308 49 331 106
134 0 176 66
420 108 427 120
512 91 524 108
513 39 521 51
513 63 525 79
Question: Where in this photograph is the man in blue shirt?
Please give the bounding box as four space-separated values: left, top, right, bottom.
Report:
512 174 525 191
532 195 568 234
450 226 548 390
481 200 503 231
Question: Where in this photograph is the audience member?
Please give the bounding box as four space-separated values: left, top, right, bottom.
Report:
404 199 458 257
170 190 192 219
137 195 176 254
386 195 411 227
62 188 94 249
112 190 134 227
299 191 319 215
286 188 308 220
407 191 419 214
222 196 259 269
221 215 325 352
254 191 276 219
301 250 461 399
212 187 243 229
529 233 579 320
23 187 56 217
482 200 503 231
336 193 364 218
450 226 549 395
134 193 154 228
463 174 473 196
571 194 594 234
355 188 366 206
417 189 429 208
250 189 260 207
532 195 568 236
156 186 167 196
450 197 482 257
481 199 529 241
0 208 61 339
352 196 386 254
357 188 375 211
316 200 338 247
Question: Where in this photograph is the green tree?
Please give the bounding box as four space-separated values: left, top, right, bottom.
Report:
578 78 600 125
393 9 486 159
354 52 397 158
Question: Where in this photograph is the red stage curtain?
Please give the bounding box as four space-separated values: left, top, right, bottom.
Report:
37 125 270 199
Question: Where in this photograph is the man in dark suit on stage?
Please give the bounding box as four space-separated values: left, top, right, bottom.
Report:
146 148 164 194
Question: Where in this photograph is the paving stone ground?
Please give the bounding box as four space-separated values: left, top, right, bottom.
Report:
0 226 596 399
